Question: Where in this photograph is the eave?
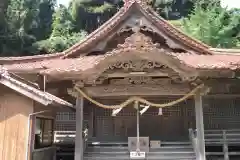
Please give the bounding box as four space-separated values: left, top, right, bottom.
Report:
210 48 240 55
0 69 73 108
0 52 64 64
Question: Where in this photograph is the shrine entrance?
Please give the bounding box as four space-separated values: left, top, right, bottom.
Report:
73 82 206 159
90 97 195 142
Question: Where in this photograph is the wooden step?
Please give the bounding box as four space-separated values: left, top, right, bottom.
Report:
84 155 196 160
86 146 128 152
84 142 196 160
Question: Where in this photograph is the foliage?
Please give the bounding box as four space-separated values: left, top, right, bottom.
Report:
70 0 121 32
0 0 56 56
51 4 76 36
0 0 239 56
151 0 175 19
32 4 87 53
181 1 240 48
31 0 56 40
169 19 183 29
34 31 87 53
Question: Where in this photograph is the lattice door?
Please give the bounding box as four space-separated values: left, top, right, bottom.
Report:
95 116 114 140
203 98 240 130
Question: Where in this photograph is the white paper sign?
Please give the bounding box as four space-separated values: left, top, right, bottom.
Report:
158 108 163 115
130 152 146 159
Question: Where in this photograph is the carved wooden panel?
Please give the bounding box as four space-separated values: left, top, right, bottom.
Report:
110 76 168 85
109 29 159 54
108 60 165 72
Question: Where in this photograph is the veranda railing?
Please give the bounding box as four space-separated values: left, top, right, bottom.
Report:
191 128 240 160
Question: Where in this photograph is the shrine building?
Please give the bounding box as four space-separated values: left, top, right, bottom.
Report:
1 0 240 160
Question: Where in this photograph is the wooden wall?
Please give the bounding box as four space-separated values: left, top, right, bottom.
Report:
0 85 34 160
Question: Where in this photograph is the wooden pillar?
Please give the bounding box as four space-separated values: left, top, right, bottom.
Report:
75 96 84 160
223 130 229 160
135 101 140 151
195 91 206 160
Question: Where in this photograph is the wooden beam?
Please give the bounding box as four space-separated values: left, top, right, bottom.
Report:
75 96 84 160
84 84 191 97
198 69 234 78
195 91 206 160
102 71 169 78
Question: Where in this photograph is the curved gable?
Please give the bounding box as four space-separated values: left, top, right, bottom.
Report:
62 1 213 58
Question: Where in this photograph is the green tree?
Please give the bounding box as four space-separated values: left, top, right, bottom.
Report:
52 4 76 36
150 0 176 19
0 0 39 55
70 0 121 33
0 0 56 56
181 1 240 48
30 0 56 40
34 4 87 53
0 0 9 53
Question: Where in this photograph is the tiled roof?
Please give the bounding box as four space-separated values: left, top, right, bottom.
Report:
209 48 240 55
0 1 239 73
42 54 240 75
171 53 240 70
3 53 240 76
0 52 64 64
0 69 73 108
2 55 106 73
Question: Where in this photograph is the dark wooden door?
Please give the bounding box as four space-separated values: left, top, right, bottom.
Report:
93 104 190 141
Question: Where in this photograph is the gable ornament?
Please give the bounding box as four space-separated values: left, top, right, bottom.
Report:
108 60 165 72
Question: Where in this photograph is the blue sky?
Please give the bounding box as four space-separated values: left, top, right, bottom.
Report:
57 0 240 9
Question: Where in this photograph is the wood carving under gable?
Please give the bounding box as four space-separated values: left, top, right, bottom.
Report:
108 60 166 72
109 26 162 54
110 77 171 85
117 30 159 50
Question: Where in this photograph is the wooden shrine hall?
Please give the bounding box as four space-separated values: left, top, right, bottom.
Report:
2 0 240 160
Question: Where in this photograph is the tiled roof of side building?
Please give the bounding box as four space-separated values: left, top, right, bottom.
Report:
0 69 73 108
